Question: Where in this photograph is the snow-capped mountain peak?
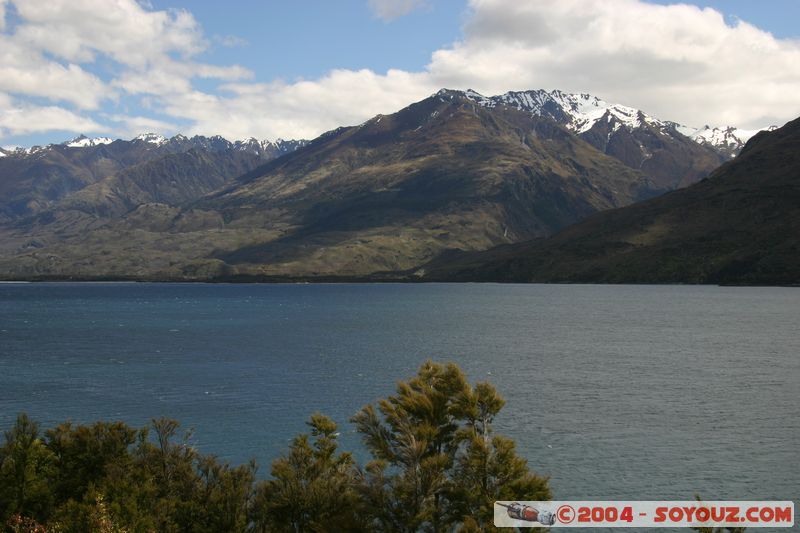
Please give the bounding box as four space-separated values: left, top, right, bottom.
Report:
443 88 768 155
459 88 667 134
63 135 114 148
0 134 309 161
134 133 168 145
685 125 763 150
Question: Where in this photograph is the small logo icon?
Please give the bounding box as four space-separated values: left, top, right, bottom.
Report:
496 502 556 525
557 504 576 524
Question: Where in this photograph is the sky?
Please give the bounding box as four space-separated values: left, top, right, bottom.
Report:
1 0 799 148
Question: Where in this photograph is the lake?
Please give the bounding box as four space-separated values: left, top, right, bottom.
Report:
1 282 797 506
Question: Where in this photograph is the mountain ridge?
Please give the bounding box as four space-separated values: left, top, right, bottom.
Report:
415 115 800 285
0 134 308 222
0 88 785 282
436 88 770 155
0 89 664 279
2 133 307 158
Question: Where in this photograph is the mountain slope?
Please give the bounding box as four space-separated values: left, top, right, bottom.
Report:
418 116 800 285
0 90 663 279
0 89 775 281
0 134 306 222
455 89 755 190
192 90 664 275
55 148 267 218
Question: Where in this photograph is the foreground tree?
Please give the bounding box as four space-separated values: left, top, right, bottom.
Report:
448 382 550 531
0 414 56 523
251 414 364 532
2 361 551 532
353 361 551 532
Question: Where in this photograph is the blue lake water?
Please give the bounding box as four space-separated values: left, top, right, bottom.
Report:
1 282 798 508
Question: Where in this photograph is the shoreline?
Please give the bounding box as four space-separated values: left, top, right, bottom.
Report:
1 276 797 288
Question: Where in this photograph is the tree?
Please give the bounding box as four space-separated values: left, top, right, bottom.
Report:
0 413 56 524
1 361 552 532
45 420 138 505
251 414 364 532
352 361 551 532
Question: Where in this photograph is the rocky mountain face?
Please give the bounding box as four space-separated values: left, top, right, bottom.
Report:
196 91 663 276
0 88 777 281
417 116 800 285
0 134 306 222
450 89 770 190
459 88 764 153
685 125 772 158
0 90 666 279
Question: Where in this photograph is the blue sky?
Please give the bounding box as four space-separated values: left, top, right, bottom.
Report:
148 1 468 80
651 1 800 39
1 0 799 148
153 0 800 78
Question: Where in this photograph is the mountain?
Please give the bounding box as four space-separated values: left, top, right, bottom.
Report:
198 90 665 276
62 135 115 148
417 116 800 285
0 89 668 279
684 125 772 158
53 148 269 218
460 88 764 154
452 89 771 190
0 89 776 281
0 134 306 222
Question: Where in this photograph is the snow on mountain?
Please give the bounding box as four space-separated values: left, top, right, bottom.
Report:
234 137 276 153
442 88 769 154
233 137 309 155
498 90 666 133
0 133 309 161
686 125 762 149
64 135 115 148
134 133 168 145
4 145 45 156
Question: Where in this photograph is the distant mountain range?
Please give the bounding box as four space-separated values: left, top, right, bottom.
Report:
416 116 800 285
0 133 306 158
0 88 784 282
0 134 307 221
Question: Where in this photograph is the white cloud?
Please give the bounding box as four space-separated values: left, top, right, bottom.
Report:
106 113 179 138
0 93 108 136
11 0 207 68
0 0 255 140
0 0 6 32
0 36 108 109
424 0 800 129
368 0 428 21
9 0 253 86
160 69 434 140
3 0 800 143
153 0 800 139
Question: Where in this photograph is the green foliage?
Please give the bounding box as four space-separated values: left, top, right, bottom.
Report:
0 414 56 522
1 361 552 532
449 382 550 531
352 361 551 532
45 420 138 506
251 414 364 532
0 415 256 533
